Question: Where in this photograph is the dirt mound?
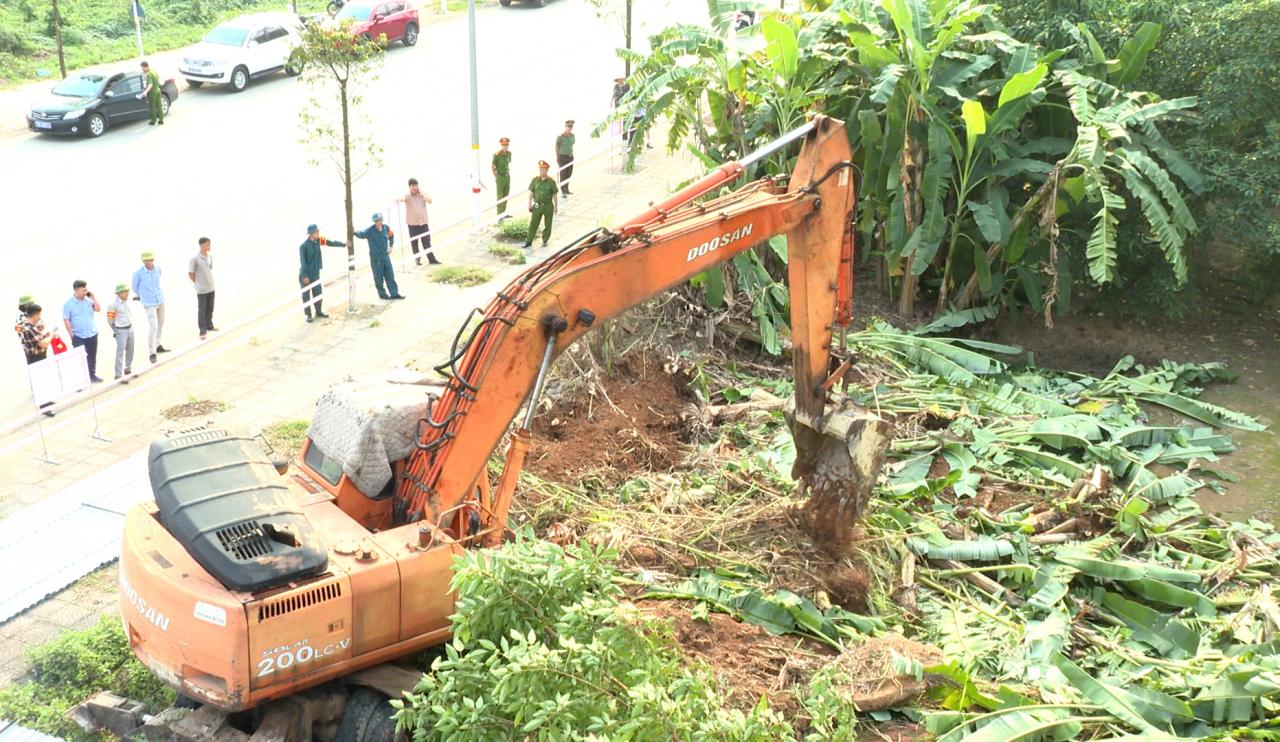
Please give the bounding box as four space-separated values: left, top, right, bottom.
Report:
640 599 835 716
826 634 942 711
529 363 687 482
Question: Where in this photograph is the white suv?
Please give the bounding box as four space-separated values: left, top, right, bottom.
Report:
180 13 305 93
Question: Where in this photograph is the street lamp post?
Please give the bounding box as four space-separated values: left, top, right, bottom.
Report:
468 0 483 228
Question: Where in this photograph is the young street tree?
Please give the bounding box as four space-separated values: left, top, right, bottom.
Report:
586 0 634 76
295 23 385 311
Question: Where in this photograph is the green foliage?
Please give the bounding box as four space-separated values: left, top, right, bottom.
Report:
262 419 310 459
0 0 329 86
429 265 493 287
644 567 885 649
296 22 385 246
996 0 1280 284
494 215 531 241
487 243 527 265
0 615 174 740
621 0 1203 329
394 536 793 740
800 664 862 741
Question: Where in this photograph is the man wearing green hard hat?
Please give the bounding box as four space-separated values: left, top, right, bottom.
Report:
15 293 34 340
107 283 135 381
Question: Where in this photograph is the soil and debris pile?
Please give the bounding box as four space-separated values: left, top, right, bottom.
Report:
515 323 1279 740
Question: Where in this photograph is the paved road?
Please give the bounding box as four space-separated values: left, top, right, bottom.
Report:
0 0 699 420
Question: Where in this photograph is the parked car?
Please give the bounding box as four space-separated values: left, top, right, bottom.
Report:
27 71 179 138
499 0 547 6
180 12 305 92
329 1 419 47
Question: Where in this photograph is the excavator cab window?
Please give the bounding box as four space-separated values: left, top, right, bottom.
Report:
302 440 343 486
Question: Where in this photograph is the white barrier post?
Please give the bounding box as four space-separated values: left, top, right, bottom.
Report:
26 359 58 465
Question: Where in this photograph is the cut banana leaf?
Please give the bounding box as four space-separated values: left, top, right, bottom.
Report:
1102 591 1200 659
1122 577 1216 617
1136 392 1265 432
1051 653 1159 731
950 708 1083 742
910 537 1014 561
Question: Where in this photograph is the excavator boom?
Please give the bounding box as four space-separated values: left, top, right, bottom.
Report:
398 115 856 532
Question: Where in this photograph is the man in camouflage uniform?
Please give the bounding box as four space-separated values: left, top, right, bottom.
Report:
524 160 559 249
141 61 164 125
492 137 512 218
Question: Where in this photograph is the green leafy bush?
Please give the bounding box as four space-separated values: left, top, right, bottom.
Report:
0 615 174 740
393 536 793 740
429 265 494 288
494 215 531 242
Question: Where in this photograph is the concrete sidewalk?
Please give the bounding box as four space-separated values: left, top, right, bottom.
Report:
0 143 697 682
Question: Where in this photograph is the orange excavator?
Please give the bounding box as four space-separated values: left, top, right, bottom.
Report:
104 116 858 738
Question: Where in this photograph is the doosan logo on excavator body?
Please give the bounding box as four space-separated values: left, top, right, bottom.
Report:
685 223 754 262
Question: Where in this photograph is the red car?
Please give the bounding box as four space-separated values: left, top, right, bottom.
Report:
331 1 419 46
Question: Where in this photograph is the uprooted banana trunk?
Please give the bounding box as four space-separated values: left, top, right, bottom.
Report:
787 401 892 557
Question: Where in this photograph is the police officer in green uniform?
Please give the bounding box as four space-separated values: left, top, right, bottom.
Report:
356 213 404 300
555 120 575 196
140 61 164 126
299 224 346 322
492 137 512 218
524 160 559 249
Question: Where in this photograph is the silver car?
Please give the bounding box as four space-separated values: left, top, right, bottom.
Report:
180 13 305 93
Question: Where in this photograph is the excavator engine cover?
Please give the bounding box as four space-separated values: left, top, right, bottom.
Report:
148 428 328 592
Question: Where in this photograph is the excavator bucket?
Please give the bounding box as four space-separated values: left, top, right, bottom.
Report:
788 401 892 557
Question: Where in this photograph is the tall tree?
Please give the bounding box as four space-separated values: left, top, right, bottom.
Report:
50 0 66 78
295 24 385 311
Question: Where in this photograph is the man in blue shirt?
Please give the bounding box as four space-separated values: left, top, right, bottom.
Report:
355 213 405 301
62 279 102 383
132 251 169 364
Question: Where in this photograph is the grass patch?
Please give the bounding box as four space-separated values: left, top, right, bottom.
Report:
430 265 493 288
0 616 174 740
263 419 309 460
488 242 527 265
495 215 531 242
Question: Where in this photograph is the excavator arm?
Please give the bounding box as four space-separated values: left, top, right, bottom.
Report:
396 116 857 538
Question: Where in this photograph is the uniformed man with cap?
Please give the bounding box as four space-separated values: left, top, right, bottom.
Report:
555 120 575 197
355 213 404 300
299 224 347 322
140 61 164 126
525 160 559 249
492 137 512 218
106 283 135 380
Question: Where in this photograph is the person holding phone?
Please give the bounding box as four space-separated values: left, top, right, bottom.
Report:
62 279 102 383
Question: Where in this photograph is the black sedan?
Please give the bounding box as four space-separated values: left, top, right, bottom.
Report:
27 71 179 138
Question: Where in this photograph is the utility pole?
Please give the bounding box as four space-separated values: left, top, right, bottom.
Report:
623 0 632 77
50 0 66 78
130 0 144 59
468 0 482 227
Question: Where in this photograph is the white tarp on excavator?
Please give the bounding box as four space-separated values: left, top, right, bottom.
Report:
307 374 441 497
